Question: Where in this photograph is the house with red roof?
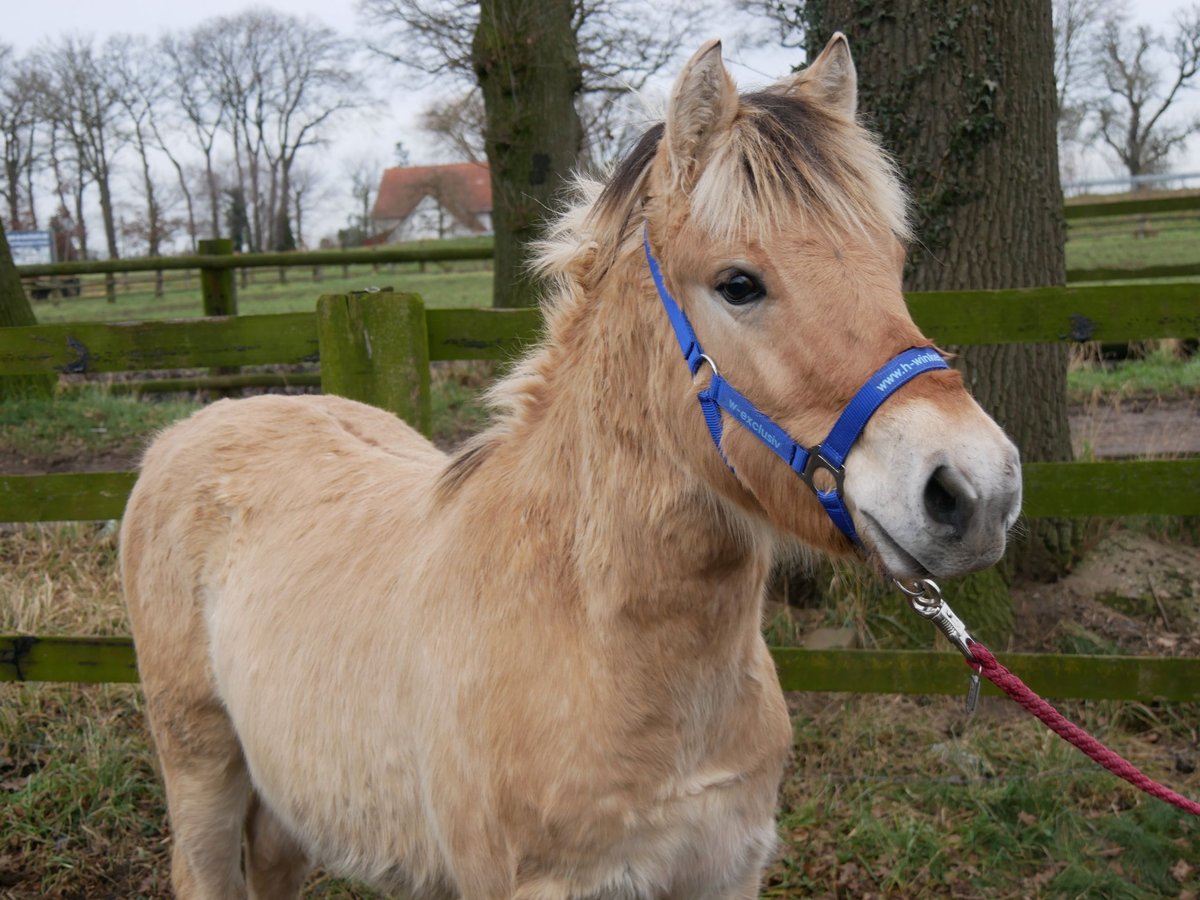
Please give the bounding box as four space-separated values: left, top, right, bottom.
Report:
371 162 493 242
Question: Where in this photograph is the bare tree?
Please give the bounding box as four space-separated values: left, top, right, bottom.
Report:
189 10 366 252
161 31 226 240
202 13 271 252
108 35 168 290
289 163 330 249
361 0 704 305
46 125 88 259
1055 0 1107 113
39 35 127 298
571 0 699 164
359 0 479 77
734 0 805 49
1053 0 1108 181
263 14 367 251
1094 5 1200 178
0 45 44 230
419 90 487 163
346 155 384 233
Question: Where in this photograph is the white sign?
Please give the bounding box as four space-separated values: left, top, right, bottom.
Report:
9 231 54 266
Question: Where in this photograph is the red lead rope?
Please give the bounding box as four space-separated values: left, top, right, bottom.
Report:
968 642 1200 816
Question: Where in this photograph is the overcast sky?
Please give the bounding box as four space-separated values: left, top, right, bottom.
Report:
6 0 1200 246
3 0 799 159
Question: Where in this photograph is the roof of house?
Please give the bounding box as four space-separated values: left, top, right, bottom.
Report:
371 162 492 227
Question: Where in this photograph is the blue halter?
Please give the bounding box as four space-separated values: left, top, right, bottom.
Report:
643 229 948 545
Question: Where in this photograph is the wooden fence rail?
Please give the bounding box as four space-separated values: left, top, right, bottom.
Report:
5 635 1199 702
3 460 1198 525
2 285 1199 698
3 282 1198 378
15 238 495 278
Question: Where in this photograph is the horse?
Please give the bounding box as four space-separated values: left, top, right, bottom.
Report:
120 34 1021 899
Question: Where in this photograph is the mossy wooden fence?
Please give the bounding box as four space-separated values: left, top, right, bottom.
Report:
2 283 1199 700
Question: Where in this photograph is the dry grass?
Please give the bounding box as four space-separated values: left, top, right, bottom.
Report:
0 523 125 636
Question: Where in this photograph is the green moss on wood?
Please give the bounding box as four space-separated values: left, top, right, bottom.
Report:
0 313 319 375
318 291 432 436
7 634 1197 700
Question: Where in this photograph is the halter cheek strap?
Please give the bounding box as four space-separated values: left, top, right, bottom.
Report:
644 229 948 545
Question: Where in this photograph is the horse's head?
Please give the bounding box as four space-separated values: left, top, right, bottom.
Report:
628 36 1021 580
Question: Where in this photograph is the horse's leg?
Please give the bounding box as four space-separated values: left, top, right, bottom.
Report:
123 460 257 896
244 792 310 900
148 699 251 900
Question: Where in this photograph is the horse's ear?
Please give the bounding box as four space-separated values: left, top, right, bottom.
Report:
665 39 738 185
779 32 857 119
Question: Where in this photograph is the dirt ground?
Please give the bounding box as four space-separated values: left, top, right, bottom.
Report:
1069 396 1200 459
1012 529 1200 656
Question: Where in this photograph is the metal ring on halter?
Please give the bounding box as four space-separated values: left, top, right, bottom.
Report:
893 577 942 609
695 353 720 380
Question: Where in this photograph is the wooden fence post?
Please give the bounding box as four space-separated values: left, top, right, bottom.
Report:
199 239 237 317
199 239 239 395
317 290 432 437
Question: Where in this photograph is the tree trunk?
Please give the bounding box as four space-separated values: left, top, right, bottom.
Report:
96 166 120 303
4 158 19 227
806 0 1074 580
134 133 164 296
205 153 221 239
798 0 1075 645
22 138 38 229
472 0 583 308
274 161 295 252
0 220 54 399
71 181 88 260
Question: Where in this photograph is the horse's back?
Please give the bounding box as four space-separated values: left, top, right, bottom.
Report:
136 392 444 496
122 391 447 626
124 393 438 573
123 390 443 654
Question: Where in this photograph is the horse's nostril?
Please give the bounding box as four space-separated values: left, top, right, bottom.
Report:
924 466 975 535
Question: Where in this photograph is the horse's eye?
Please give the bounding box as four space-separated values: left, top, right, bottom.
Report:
717 272 765 306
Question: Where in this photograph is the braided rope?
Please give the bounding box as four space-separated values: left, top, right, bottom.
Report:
968 643 1200 816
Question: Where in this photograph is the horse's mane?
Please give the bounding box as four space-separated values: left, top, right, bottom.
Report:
437 89 911 497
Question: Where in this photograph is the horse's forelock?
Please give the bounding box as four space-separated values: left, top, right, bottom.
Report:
542 89 910 275
687 91 911 243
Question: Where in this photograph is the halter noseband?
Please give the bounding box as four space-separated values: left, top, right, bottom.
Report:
643 228 948 545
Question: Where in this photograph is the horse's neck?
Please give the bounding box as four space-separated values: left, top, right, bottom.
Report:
477 251 773 646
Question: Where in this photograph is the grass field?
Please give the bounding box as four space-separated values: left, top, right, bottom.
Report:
1068 345 1200 404
29 260 494 324
19 207 1200 326
1066 212 1200 274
